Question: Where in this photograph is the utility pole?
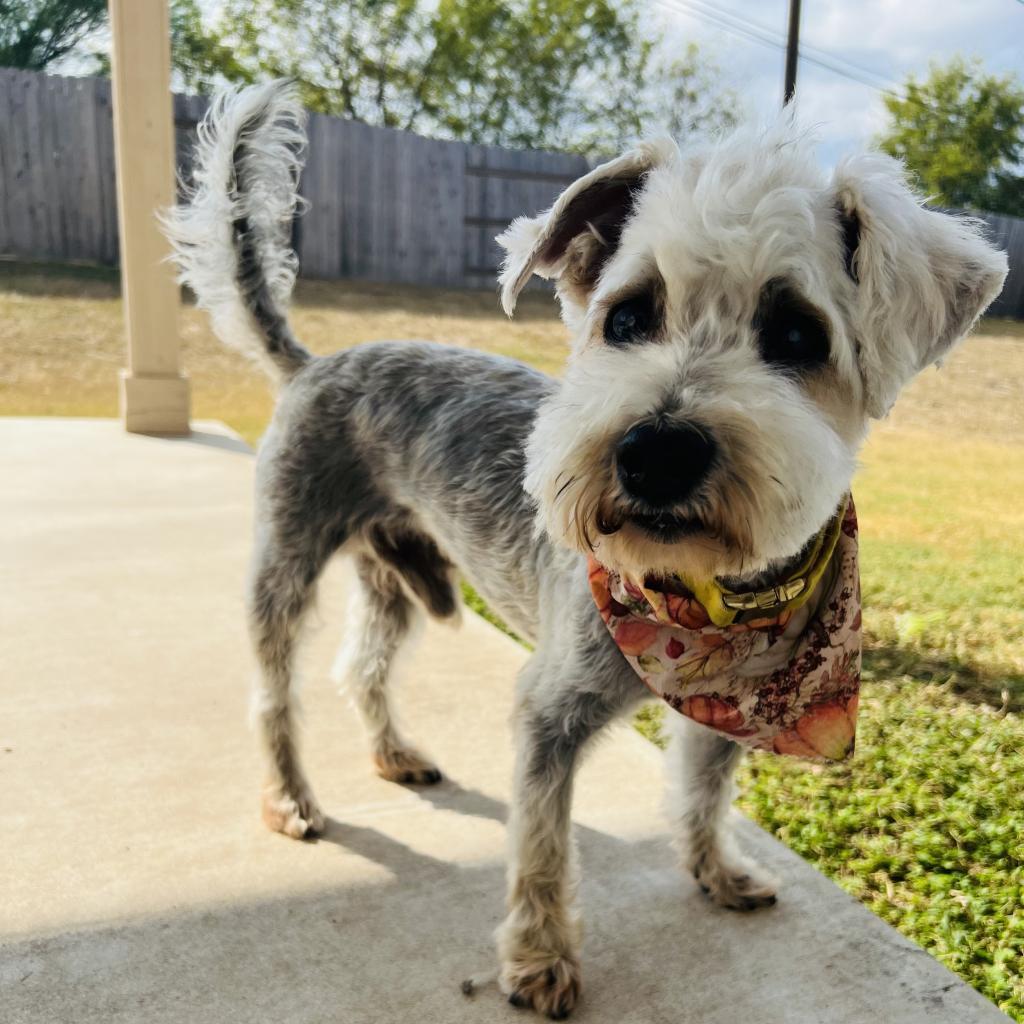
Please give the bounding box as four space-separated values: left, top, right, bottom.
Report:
784 0 802 105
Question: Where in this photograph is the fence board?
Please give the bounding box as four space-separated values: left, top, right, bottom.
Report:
2 72 44 257
41 76 67 257
23 73 56 257
977 212 1024 319
2 68 1022 314
92 77 119 264
343 119 371 279
0 72 16 252
300 112 343 279
62 78 84 257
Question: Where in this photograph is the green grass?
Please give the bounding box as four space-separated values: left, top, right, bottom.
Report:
735 422 1024 1015
739 676 1024 1011
460 580 526 647
3 260 1023 1018
857 429 1024 703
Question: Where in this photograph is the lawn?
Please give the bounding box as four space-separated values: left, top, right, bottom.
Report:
2 260 1023 1017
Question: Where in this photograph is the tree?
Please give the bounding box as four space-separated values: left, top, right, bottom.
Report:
18 0 735 155
642 42 738 143
878 56 1024 217
0 0 105 70
202 0 735 155
170 0 252 94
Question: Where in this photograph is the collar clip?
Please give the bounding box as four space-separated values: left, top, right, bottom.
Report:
722 576 808 614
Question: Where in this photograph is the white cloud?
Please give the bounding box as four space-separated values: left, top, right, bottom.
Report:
657 0 1024 158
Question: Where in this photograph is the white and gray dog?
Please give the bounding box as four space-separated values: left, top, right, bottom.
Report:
165 82 1007 1018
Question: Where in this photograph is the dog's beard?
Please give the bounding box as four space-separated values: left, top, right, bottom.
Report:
550 482 832 586
526 420 776 581
529 446 850 585
590 488 758 581
531 458 757 581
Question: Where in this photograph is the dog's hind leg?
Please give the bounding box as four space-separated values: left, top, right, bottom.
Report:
249 533 333 839
333 554 443 785
664 713 778 910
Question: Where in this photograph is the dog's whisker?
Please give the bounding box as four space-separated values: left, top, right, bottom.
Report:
554 474 577 502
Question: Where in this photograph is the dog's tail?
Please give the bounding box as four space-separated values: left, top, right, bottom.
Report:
162 80 311 382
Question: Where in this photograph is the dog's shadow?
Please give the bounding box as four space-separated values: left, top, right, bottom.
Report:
312 777 642 881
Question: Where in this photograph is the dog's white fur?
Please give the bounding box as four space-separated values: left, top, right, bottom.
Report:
500 121 1006 583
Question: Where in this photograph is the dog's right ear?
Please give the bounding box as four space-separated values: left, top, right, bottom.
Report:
497 138 678 316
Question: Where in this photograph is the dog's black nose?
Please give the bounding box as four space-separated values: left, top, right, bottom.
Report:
616 421 716 507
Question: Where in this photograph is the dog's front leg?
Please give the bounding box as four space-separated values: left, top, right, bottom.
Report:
497 654 635 1019
664 713 778 910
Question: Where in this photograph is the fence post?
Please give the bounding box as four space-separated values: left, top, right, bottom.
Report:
108 0 190 435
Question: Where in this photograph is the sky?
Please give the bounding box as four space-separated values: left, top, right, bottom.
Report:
70 0 1024 165
654 0 1024 163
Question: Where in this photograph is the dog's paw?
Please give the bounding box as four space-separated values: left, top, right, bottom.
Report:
502 954 581 1020
373 746 442 786
261 784 324 839
692 850 778 911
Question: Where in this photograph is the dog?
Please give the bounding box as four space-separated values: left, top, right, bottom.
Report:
164 81 1007 1019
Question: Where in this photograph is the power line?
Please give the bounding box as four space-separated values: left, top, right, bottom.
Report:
674 0 907 93
657 0 901 95
654 0 912 102
660 0 903 93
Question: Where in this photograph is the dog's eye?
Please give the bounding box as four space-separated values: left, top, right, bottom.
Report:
605 295 655 346
757 299 830 371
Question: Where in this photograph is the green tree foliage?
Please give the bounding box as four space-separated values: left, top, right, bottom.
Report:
197 0 734 154
878 57 1024 217
86 1 254 86
170 0 252 93
0 0 105 70
11 0 734 154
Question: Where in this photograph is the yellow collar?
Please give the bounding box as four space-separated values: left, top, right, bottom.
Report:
668 496 850 628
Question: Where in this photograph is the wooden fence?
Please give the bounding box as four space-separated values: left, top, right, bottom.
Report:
0 68 587 291
977 213 1024 320
2 67 1023 315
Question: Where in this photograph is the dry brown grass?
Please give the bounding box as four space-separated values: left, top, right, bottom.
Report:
877 320 1024 446
3 259 1022 448
0 261 567 443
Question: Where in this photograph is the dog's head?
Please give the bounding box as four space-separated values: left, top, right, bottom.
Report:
498 123 1007 582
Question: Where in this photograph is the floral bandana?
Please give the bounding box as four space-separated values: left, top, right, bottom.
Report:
589 500 861 760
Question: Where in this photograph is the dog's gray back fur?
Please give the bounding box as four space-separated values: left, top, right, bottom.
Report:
266 340 575 642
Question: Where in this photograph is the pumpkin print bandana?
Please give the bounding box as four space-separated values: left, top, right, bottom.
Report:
589 500 861 760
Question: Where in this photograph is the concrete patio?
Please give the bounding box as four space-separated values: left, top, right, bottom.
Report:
1 417 1011 1024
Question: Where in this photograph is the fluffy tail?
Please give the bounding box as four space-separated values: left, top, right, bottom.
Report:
162 81 311 381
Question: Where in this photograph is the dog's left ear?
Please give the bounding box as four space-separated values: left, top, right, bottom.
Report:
497 138 678 316
833 154 1008 418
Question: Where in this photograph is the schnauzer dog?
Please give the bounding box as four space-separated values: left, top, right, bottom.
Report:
165 82 1006 1019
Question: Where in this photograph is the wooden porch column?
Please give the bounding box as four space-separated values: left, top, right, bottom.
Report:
109 0 190 434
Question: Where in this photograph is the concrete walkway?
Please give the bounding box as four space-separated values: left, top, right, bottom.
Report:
1 418 1009 1024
